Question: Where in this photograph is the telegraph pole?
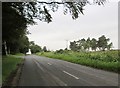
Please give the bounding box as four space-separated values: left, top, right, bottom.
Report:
66 40 68 50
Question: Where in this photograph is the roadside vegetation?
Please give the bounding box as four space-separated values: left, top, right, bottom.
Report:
14 53 25 56
37 50 119 73
2 55 23 83
37 35 119 73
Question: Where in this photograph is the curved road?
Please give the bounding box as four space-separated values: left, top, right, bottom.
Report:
18 55 118 86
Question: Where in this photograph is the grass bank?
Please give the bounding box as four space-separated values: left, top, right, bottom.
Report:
2 55 24 83
37 50 120 73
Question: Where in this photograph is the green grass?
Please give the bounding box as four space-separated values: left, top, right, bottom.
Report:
2 55 23 83
37 50 120 73
13 53 25 56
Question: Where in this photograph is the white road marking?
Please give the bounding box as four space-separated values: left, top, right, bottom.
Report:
33 60 45 72
48 63 52 65
33 60 67 86
63 71 79 80
49 73 68 86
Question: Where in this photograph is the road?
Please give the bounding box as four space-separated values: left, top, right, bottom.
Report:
18 55 118 86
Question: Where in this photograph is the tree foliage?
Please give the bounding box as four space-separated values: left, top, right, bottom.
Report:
70 41 79 51
97 35 110 51
29 41 42 53
2 2 29 55
91 38 97 51
43 46 47 52
55 49 64 54
69 35 113 52
19 36 30 54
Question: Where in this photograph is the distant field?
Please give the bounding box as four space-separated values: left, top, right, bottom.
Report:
2 55 23 83
37 50 120 72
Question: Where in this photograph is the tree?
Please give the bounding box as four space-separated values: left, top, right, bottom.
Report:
70 39 88 52
107 42 113 50
69 41 78 51
43 46 47 52
69 35 113 52
2 2 29 55
97 35 110 51
86 37 91 51
3 1 106 23
29 41 35 46
19 35 30 54
30 45 42 53
55 49 64 54
76 40 82 51
29 41 42 53
91 38 97 51
80 38 87 51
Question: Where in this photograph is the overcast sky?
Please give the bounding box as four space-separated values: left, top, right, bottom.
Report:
27 0 118 51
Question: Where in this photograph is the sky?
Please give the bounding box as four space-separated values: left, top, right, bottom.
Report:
27 0 119 51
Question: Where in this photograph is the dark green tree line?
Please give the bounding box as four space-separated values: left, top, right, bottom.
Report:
29 41 42 53
69 35 113 52
43 46 48 52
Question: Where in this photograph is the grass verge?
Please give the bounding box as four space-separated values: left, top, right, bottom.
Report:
37 50 120 73
15 53 25 56
2 55 24 85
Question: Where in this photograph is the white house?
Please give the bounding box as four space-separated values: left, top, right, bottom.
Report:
26 49 31 55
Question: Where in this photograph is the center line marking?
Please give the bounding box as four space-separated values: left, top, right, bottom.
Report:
33 60 45 72
63 71 79 79
48 63 52 65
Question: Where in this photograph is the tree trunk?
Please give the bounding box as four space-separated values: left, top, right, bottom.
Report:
3 41 8 56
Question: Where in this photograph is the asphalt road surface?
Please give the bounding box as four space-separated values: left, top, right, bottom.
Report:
18 55 118 86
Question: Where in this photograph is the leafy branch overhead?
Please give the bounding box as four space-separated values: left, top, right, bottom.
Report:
6 0 106 23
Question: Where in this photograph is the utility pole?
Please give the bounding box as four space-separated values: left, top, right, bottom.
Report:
66 40 69 50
